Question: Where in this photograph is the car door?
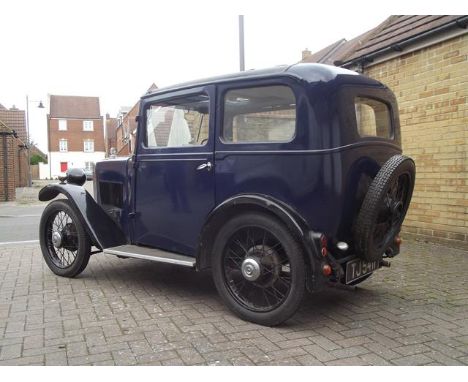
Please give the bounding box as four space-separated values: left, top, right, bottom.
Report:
133 86 215 256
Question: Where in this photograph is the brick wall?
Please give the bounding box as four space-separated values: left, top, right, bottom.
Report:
363 34 468 249
0 132 16 201
14 145 28 188
0 123 28 200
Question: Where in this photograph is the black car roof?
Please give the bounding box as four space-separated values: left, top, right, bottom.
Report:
141 63 363 99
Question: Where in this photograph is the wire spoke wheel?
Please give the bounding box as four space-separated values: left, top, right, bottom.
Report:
353 155 416 261
373 172 411 252
222 226 292 312
212 213 306 326
45 210 79 268
39 200 91 278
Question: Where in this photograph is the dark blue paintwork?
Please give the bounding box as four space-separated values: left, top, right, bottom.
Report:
85 63 402 262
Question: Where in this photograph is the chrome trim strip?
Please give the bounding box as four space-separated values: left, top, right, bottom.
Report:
216 141 400 156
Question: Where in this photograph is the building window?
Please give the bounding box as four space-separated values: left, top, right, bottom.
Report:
59 139 68 152
84 139 94 152
58 119 67 131
83 120 94 131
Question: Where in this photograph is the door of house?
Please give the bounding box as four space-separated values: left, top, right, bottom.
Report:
60 162 68 172
133 86 215 256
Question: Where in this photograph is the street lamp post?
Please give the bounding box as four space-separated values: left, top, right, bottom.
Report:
239 15 245 71
25 96 44 187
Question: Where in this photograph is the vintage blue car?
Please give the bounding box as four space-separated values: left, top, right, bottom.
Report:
38 63 415 326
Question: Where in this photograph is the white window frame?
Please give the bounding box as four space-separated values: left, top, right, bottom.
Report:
58 119 67 131
83 120 94 131
83 139 94 153
59 139 68 152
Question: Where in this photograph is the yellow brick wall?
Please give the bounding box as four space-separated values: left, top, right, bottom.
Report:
363 34 468 248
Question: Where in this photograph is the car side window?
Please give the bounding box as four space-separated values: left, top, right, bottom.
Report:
223 85 296 143
146 94 210 148
355 97 392 139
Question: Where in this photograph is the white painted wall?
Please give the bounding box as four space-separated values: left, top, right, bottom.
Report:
47 151 106 178
39 162 50 179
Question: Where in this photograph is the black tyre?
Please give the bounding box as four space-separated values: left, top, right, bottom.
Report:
212 212 306 326
354 155 415 261
39 199 91 277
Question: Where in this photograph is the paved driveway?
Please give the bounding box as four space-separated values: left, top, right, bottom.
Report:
0 241 467 365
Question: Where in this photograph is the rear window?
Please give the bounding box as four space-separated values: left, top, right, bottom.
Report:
223 85 296 143
355 97 391 139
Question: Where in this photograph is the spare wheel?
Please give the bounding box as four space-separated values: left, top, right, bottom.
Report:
353 155 416 261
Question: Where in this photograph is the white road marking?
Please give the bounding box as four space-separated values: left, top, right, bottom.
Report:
0 215 41 218
0 240 39 246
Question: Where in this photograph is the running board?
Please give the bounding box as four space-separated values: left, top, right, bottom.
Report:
103 244 196 268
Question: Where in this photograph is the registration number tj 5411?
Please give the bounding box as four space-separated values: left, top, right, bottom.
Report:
345 258 380 284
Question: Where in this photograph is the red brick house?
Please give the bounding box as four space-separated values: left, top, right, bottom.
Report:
47 95 105 178
111 83 158 157
0 103 27 143
105 113 118 156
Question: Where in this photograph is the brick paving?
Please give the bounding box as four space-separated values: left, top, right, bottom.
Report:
0 241 467 365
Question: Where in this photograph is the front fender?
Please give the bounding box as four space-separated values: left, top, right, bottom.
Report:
39 183 127 249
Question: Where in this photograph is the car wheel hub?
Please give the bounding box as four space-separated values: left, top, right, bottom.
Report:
52 231 62 248
241 257 261 281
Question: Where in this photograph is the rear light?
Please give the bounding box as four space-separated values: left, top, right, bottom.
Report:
320 235 328 256
320 235 327 248
322 264 332 276
395 236 402 245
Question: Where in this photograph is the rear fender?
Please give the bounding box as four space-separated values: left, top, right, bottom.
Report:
197 194 325 291
39 183 127 249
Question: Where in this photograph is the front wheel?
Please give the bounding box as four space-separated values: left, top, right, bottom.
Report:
211 213 306 326
39 199 91 277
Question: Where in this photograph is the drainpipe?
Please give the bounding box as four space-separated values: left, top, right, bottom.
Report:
1 132 11 201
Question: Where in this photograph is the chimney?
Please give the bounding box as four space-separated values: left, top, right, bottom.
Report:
302 48 312 61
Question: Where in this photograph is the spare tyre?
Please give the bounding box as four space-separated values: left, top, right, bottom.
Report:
353 155 416 261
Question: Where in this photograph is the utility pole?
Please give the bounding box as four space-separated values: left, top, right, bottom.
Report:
239 15 245 71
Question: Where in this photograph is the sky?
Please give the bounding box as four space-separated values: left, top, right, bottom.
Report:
0 0 463 153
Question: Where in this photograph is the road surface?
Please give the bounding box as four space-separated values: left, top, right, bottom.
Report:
0 181 94 245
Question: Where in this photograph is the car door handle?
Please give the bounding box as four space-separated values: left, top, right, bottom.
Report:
196 161 213 171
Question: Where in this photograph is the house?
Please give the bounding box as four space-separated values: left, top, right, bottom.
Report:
114 106 132 156
0 118 28 200
112 83 158 156
47 95 105 178
105 113 118 156
302 15 468 249
0 103 27 142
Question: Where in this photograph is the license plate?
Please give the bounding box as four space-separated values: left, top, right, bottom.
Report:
345 258 380 284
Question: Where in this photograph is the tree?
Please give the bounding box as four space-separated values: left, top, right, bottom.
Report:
30 154 45 165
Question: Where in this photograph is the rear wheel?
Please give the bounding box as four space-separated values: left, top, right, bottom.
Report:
212 213 306 326
39 199 91 277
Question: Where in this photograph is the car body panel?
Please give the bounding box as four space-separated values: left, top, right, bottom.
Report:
38 183 126 249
